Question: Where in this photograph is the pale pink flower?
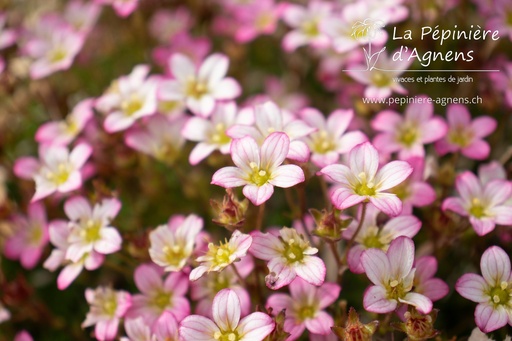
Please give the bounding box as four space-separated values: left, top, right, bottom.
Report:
319 142 413 216
127 264 190 325
159 53 241 117
267 278 340 340
121 312 179 341
486 0 512 40
231 0 283 43
149 8 192 43
281 1 332 51
152 32 211 75
14 331 33 341
180 288 275 341
191 256 253 318
388 157 436 215
43 219 102 290
96 65 158 133
64 196 122 263
343 204 421 274
442 171 512 236
0 303 9 323
190 230 252 281
24 24 84 79
413 256 449 302
321 2 389 54
489 62 512 107
372 99 448 159
4 202 49 269
63 1 101 35
251 227 325 289
300 107 367 168
456 246 512 332
36 98 94 146
148 214 203 272
182 102 244 165
124 114 187 164
435 104 497 160
227 101 315 162
0 12 17 50
95 0 139 17
82 286 132 341
211 132 305 206
361 236 432 314
347 50 413 99
14 143 92 202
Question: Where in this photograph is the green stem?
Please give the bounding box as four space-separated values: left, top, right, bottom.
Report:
255 202 266 231
342 202 368 264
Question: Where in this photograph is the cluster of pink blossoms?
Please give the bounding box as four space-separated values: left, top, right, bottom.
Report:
2 0 512 340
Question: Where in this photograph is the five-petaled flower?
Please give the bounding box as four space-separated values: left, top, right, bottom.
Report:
211 132 305 206
361 236 433 315
180 288 275 341
442 171 512 236
320 142 413 216
456 246 512 333
250 227 326 290
190 230 252 281
266 278 341 340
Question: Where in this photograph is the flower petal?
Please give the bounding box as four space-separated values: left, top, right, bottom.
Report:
304 311 333 335
361 248 390 287
180 315 219 341
237 312 275 341
260 132 289 171
399 292 432 314
243 183 274 206
455 273 488 303
212 289 241 332
363 285 397 313
330 187 365 210
480 246 511 285
375 161 413 191
269 165 304 188
369 193 402 217
349 142 379 180
211 167 248 188
294 256 326 286
387 236 414 279
475 303 508 333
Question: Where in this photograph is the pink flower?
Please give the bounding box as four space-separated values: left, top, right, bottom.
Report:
319 142 413 216
343 204 421 274
95 0 139 17
267 278 340 340
124 114 187 164
388 157 437 215
191 256 253 318
36 98 94 146
372 99 447 159
14 143 92 202
347 50 413 99
180 288 275 341
0 303 9 323
44 219 103 290
300 107 367 168
281 1 332 51
442 171 512 236
486 0 512 40
0 12 17 50
456 246 512 332
211 132 305 206
120 317 153 341
231 0 283 43
4 202 49 269
361 236 432 314
228 101 314 162
148 214 203 272
489 61 512 107
14 331 33 341
96 65 158 133
149 8 192 44
24 24 85 79
413 256 449 302
63 1 101 35
122 312 179 341
159 53 241 117
435 104 496 160
127 264 190 326
182 102 244 165
82 286 132 341
64 196 122 263
190 230 252 281
250 227 326 289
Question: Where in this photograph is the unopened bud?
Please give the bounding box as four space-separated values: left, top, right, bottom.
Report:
331 307 378 341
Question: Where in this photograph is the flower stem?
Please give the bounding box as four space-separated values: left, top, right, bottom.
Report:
342 202 368 263
255 202 266 231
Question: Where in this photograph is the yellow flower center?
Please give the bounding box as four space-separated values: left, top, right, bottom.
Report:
210 123 231 145
45 163 72 185
448 126 473 148
121 95 143 116
311 130 335 154
248 162 270 187
102 296 118 317
354 172 376 196
152 291 173 311
301 20 319 37
362 231 385 249
186 79 208 99
214 331 240 341
283 238 305 263
488 281 511 306
398 125 418 147
80 219 102 243
297 305 316 321
48 47 67 63
469 198 487 218
158 100 180 114
387 279 406 300
163 244 187 267
371 72 392 88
